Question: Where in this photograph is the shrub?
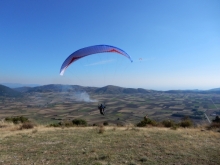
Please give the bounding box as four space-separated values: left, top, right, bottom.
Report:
171 125 178 130
5 116 29 124
72 119 87 126
137 117 157 127
207 116 220 130
61 120 73 127
49 120 73 127
20 122 34 129
212 116 220 123
103 121 108 126
139 156 148 162
162 120 175 128
208 122 220 129
49 123 61 127
49 119 87 127
179 117 193 128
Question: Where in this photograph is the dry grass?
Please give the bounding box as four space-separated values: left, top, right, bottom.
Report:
98 125 105 134
0 120 20 132
0 126 220 165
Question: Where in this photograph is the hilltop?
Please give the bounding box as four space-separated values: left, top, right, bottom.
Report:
0 124 219 165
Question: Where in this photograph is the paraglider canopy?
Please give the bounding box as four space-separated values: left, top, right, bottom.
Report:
60 45 132 76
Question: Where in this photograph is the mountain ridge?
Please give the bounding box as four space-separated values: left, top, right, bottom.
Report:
0 84 23 97
1 83 220 97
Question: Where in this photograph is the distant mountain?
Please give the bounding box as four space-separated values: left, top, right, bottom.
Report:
165 89 220 94
208 88 220 91
1 83 39 88
12 84 152 94
95 85 124 94
94 85 151 94
165 90 200 94
13 87 33 93
23 84 72 93
22 84 97 93
2 84 220 95
0 84 23 97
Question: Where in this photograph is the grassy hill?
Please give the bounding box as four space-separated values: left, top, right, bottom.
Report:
0 124 219 165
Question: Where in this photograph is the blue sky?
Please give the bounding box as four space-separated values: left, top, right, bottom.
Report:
0 0 220 90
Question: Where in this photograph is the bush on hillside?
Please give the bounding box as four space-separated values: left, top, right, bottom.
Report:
179 116 193 128
103 121 108 126
48 119 87 127
162 119 176 128
49 123 61 127
207 116 220 130
49 120 74 127
212 116 220 123
137 117 157 127
208 122 220 129
60 120 73 127
20 122 34 129
5 116 29 124
72 119 87 126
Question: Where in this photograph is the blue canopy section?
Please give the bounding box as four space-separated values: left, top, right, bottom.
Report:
60 45 132 75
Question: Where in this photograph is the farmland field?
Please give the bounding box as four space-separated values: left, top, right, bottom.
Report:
1 91 220 125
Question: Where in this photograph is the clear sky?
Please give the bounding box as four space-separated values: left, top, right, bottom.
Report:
0 0 220 90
